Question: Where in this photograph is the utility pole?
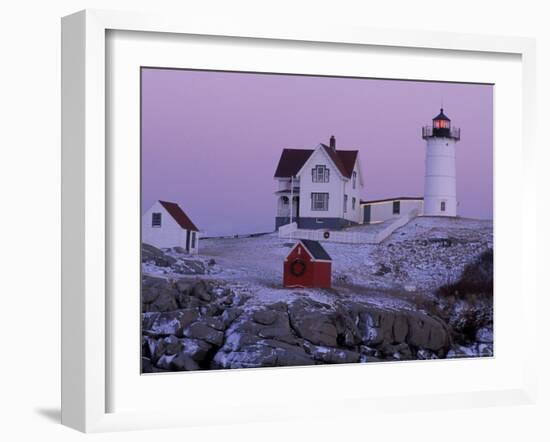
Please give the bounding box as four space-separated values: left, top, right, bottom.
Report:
289 175 294 224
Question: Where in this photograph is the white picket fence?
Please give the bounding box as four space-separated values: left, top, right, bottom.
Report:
278 209 419 244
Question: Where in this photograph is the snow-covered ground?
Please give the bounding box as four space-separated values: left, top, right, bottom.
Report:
141 216 494 370
334 216 493 290
143 216 492 310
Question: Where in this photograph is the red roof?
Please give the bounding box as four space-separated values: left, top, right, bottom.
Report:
274 149 313 178
158 200 199 231
287 239 332 261
323 146 358 178
274 145 358 179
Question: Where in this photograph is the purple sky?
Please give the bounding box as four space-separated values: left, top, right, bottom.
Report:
142 68 493 236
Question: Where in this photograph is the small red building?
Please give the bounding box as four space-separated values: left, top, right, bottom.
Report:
283 239 332 289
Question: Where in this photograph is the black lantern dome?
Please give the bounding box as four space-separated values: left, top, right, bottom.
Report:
433 108 450 129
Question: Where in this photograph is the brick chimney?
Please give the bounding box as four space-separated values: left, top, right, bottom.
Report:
329 135 336 150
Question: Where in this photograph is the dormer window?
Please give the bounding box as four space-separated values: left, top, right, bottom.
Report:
312 165 329 183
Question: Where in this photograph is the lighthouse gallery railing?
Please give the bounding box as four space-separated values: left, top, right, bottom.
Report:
422 126 461 141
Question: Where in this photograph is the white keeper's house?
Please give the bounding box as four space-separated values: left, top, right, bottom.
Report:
142 200 200 253
274 136 363 230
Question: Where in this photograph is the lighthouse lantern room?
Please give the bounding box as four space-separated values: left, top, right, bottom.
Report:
421 108 461 217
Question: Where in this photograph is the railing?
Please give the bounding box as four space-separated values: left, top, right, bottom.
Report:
372 208 419 243
422 126 460 141
277 209 419 244
276 186 301 194
277 180 300 191
278 180 291 191
280 227 376 244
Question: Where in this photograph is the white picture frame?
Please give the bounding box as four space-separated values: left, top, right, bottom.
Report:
61 9 537 433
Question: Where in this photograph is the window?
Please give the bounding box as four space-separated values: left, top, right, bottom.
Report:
434 119 450 129
191 231 196 248
344 195 348 213
311 193 329 211
441 201 446 212
352 197 356 210
152 212 162 227
392 201 400 215
312 165 330 183
352 171 357 189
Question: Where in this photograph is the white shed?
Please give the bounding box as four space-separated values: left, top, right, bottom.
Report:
142 200 200 254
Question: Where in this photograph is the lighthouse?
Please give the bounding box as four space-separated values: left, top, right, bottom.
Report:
421 108 461 217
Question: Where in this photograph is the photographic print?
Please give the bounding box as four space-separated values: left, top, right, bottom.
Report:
140 68 493 373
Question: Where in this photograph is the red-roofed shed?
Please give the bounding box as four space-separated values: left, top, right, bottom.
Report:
284 240 332 289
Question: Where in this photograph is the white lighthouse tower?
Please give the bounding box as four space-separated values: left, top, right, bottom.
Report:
421 108 461 217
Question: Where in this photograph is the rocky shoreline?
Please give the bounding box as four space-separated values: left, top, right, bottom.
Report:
141 245 493 372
